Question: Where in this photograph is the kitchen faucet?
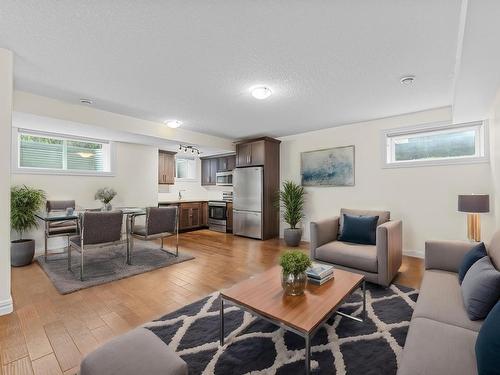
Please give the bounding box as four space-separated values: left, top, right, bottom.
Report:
178 190 186 200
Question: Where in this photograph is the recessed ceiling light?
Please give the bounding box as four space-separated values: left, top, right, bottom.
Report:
165 120 182 128
250 86 273 100
400 76 415 86
79 98 93 105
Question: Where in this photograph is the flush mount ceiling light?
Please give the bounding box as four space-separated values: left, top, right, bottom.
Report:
400 76 415 86
76 152 94 158
79 98 93 105
250 86 273 100
165 120 182 128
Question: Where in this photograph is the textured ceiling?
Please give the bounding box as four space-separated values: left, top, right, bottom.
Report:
0 1 462 139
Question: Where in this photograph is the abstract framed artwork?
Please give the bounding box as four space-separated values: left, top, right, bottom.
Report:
301 145 355 186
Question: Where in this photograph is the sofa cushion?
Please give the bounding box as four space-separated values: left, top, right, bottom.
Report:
413 270 482 332
315 241 377 273
80 327 188 375
475 301 500 375
398 317 478 375
338 214 379 245
339 208 390 235
458 242 487 284
461 256 500 320
487 229 500 270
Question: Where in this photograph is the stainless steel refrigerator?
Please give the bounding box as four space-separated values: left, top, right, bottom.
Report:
233 166 263 239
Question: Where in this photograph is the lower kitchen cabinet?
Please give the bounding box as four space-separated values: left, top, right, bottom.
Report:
226 202 233 232
159 202 209 231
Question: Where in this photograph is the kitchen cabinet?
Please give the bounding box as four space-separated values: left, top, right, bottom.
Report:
179 202 202 230
226 202 233 233
236 140 265 167
201 202 208 226
218 155 236 172
201 154 236 186
158 151 176 185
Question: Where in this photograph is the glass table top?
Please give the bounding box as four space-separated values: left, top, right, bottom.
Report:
35 207 146 221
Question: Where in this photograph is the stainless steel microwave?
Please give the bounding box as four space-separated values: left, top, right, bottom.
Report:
216 171 233 186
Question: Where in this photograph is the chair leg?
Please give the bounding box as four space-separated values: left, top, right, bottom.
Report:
44 234 48 261
80 248 84 281
161 237 164 250
128 237 134 265
175 234 179 257
68 244 72 270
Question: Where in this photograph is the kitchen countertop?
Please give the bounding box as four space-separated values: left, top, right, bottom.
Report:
158 200 208 205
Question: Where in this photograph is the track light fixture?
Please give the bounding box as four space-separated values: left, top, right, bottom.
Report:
178 144 201 155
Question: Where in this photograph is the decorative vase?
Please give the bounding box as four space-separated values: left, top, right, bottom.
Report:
281 271 307 296
11 239 35 267
103 202 112 211
284 228 302 247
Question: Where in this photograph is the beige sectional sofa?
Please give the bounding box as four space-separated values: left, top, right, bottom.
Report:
398 232 500 375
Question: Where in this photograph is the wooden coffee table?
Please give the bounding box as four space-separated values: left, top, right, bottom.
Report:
219 266 365 374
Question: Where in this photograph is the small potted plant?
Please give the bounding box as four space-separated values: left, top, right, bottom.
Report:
95 187 117 211
11 185 46 266
279 250 312 296
278 181 305 247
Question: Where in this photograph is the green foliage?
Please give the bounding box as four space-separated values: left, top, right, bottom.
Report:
279 250 312 275
11 185 46 240
277 181 305 229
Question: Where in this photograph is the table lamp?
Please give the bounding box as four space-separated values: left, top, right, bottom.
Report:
458 194 489 242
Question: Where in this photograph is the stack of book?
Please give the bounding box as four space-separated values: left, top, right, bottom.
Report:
306 262 334 285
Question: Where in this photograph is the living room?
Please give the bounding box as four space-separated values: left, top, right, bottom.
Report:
1 1 500 375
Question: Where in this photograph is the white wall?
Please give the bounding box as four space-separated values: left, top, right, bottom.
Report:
490 89 500 227
158 157 233 202
279 107 496 257
12 141 158 253
0 48 13 316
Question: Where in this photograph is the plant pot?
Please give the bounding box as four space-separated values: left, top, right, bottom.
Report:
11 239 35 267
281 271 307 296
284 228 302 247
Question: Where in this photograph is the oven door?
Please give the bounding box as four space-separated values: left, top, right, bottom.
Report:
209 205 227 220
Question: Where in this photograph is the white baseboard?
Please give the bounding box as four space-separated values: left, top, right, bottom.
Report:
0 296 13 316
403 249 424 259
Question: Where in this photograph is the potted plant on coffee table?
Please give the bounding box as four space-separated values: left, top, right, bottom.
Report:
278 180 305 247
11 185 46 266
280 250 312 296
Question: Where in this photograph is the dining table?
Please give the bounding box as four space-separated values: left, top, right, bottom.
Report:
35 207 146 264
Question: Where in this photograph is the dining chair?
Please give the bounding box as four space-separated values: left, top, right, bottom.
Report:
129 206 179 263
44 200 79 261
68 210 124 281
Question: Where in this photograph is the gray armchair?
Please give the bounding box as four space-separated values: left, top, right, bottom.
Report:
44 200 78 260
310 208 402 286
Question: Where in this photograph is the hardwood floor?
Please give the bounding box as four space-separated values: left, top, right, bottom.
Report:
0 230 423 374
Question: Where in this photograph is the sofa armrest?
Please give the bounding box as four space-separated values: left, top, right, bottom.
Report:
310 217 339 258
376 220 403 286
425 240 476 272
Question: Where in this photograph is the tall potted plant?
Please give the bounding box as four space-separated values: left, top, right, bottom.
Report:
278 180 305 246
11 185 46 266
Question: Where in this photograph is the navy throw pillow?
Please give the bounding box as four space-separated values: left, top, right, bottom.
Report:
458 242 487 284
461 256 500 320
338 214 379 245
476 301 500 375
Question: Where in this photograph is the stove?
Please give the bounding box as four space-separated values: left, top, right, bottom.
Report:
208 200 227 232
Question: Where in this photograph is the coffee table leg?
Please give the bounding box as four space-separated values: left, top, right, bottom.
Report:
362 280 366 321
219 298 224 346
305 335 311 374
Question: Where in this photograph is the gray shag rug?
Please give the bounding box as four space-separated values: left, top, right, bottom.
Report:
36 242 194 294
144 284 418 374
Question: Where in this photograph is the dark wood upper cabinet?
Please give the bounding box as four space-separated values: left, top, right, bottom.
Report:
201 153 236 186
158 150 176 185
236 140 265 167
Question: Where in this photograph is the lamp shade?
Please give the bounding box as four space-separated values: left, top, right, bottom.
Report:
458 194 490 213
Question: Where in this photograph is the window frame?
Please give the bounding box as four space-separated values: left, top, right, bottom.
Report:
174 156 197 181
12 128 116 176
381 120 489 168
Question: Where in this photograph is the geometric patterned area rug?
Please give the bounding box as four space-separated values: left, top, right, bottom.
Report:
144 283 418 374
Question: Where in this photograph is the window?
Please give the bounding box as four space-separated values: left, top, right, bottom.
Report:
15 130 113 175
175 157 196 179
383 121 488 167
